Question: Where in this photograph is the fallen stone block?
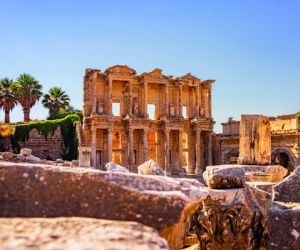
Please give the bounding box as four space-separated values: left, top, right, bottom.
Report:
193 186 271 250
105 162 129 173
138 159 165 176
266 164 288 182
268 202 300 250
3 152 14 161
0 217 169 250
20 148 32 156
0 162 207 250
273 166 300 203
204 165 246 189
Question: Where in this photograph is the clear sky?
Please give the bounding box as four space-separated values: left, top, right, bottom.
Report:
0 0 299 131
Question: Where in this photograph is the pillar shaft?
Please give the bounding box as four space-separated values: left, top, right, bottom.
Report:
164 129 170 172
107 128 112 163
207 132 213 166
128 81 132 115
108 78 112 114
196 87 200 117
195 130 201 174
144 81 148 116
165 83 169 115
178 130 183 171
143 129 148 162
179 85 182 117
91 128 96 168
128 128 134 169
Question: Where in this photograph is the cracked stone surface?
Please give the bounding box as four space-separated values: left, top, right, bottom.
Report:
0 217 168 250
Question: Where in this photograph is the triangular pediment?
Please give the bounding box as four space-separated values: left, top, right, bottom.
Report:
105 65 136 75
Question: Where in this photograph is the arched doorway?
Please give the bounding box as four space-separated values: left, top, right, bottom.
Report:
225 150 239 164
271 148 295 173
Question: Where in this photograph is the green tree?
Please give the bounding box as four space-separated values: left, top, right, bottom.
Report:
15 74 43 122
0 78 18 123
42 87 70 119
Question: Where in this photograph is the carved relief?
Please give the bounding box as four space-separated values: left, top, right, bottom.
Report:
192 196 266 250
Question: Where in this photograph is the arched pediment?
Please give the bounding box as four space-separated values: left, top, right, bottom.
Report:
140 68 169 82
105 65 136 75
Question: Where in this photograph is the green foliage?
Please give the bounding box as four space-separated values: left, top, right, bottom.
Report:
47 105 82 122
42 87 70 119
11 114 81 160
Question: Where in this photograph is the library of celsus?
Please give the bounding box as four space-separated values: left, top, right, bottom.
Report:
80 65 215 174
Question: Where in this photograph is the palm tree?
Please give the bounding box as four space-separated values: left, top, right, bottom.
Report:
15 74 43 122
42 87 70 119
0 78 18 123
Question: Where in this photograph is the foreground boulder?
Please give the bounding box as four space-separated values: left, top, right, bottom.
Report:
268 166 300 249
0 217 168 250
204 165 246 189
265 165 288 183
192 187 271 250
268 202 300 250
138 159 165 176
0 162 207 250
20 148 32 156
105 162 129 173
0 162 272 250
273 167 300 203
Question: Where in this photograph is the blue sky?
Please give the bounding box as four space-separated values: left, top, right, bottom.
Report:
0 0 299 131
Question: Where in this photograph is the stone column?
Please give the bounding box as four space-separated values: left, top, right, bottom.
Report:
91 128 97 168
165 83 169 115
128 81 132 115
143 128 148 162
208 90 212 118
107 128 112 163
108 78 112 114
92 81 97 114
164 129 170 173
195 130 201 174
207 132 213 166
178 130 183 174
144 81 148 116
196 86 200 117
128 128 134 170
179 85 182 117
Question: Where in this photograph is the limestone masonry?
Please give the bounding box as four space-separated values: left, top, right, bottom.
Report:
79 65 215 174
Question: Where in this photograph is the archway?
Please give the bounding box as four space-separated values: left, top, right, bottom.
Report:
225 150 239 164
271 148 295 173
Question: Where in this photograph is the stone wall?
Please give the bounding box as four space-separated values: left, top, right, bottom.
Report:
19 128 64 160
0 128 64 160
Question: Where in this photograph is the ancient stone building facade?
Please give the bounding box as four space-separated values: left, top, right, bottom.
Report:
217 114 300 171
80 65 215 174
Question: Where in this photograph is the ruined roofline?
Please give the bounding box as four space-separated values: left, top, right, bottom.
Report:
85 65 215 87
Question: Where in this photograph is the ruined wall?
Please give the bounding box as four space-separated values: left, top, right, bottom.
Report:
18 128 64 160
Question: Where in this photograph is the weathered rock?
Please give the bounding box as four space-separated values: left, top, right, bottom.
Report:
204 165 246 189
105 162 129 173
3 152 14 161
247 181 274 194
20 148 32 156
0 217 168 250
192 186 271 250
268 202 300 250
16 154 25 162
266 164 288 182
273 166 300 203
138 159 165 176
25 155 41 163
70 160 79 167
251 172 273 182
0 162 208 250
56 158 64 163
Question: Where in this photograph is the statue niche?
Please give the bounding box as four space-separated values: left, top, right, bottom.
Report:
132 97 139 115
